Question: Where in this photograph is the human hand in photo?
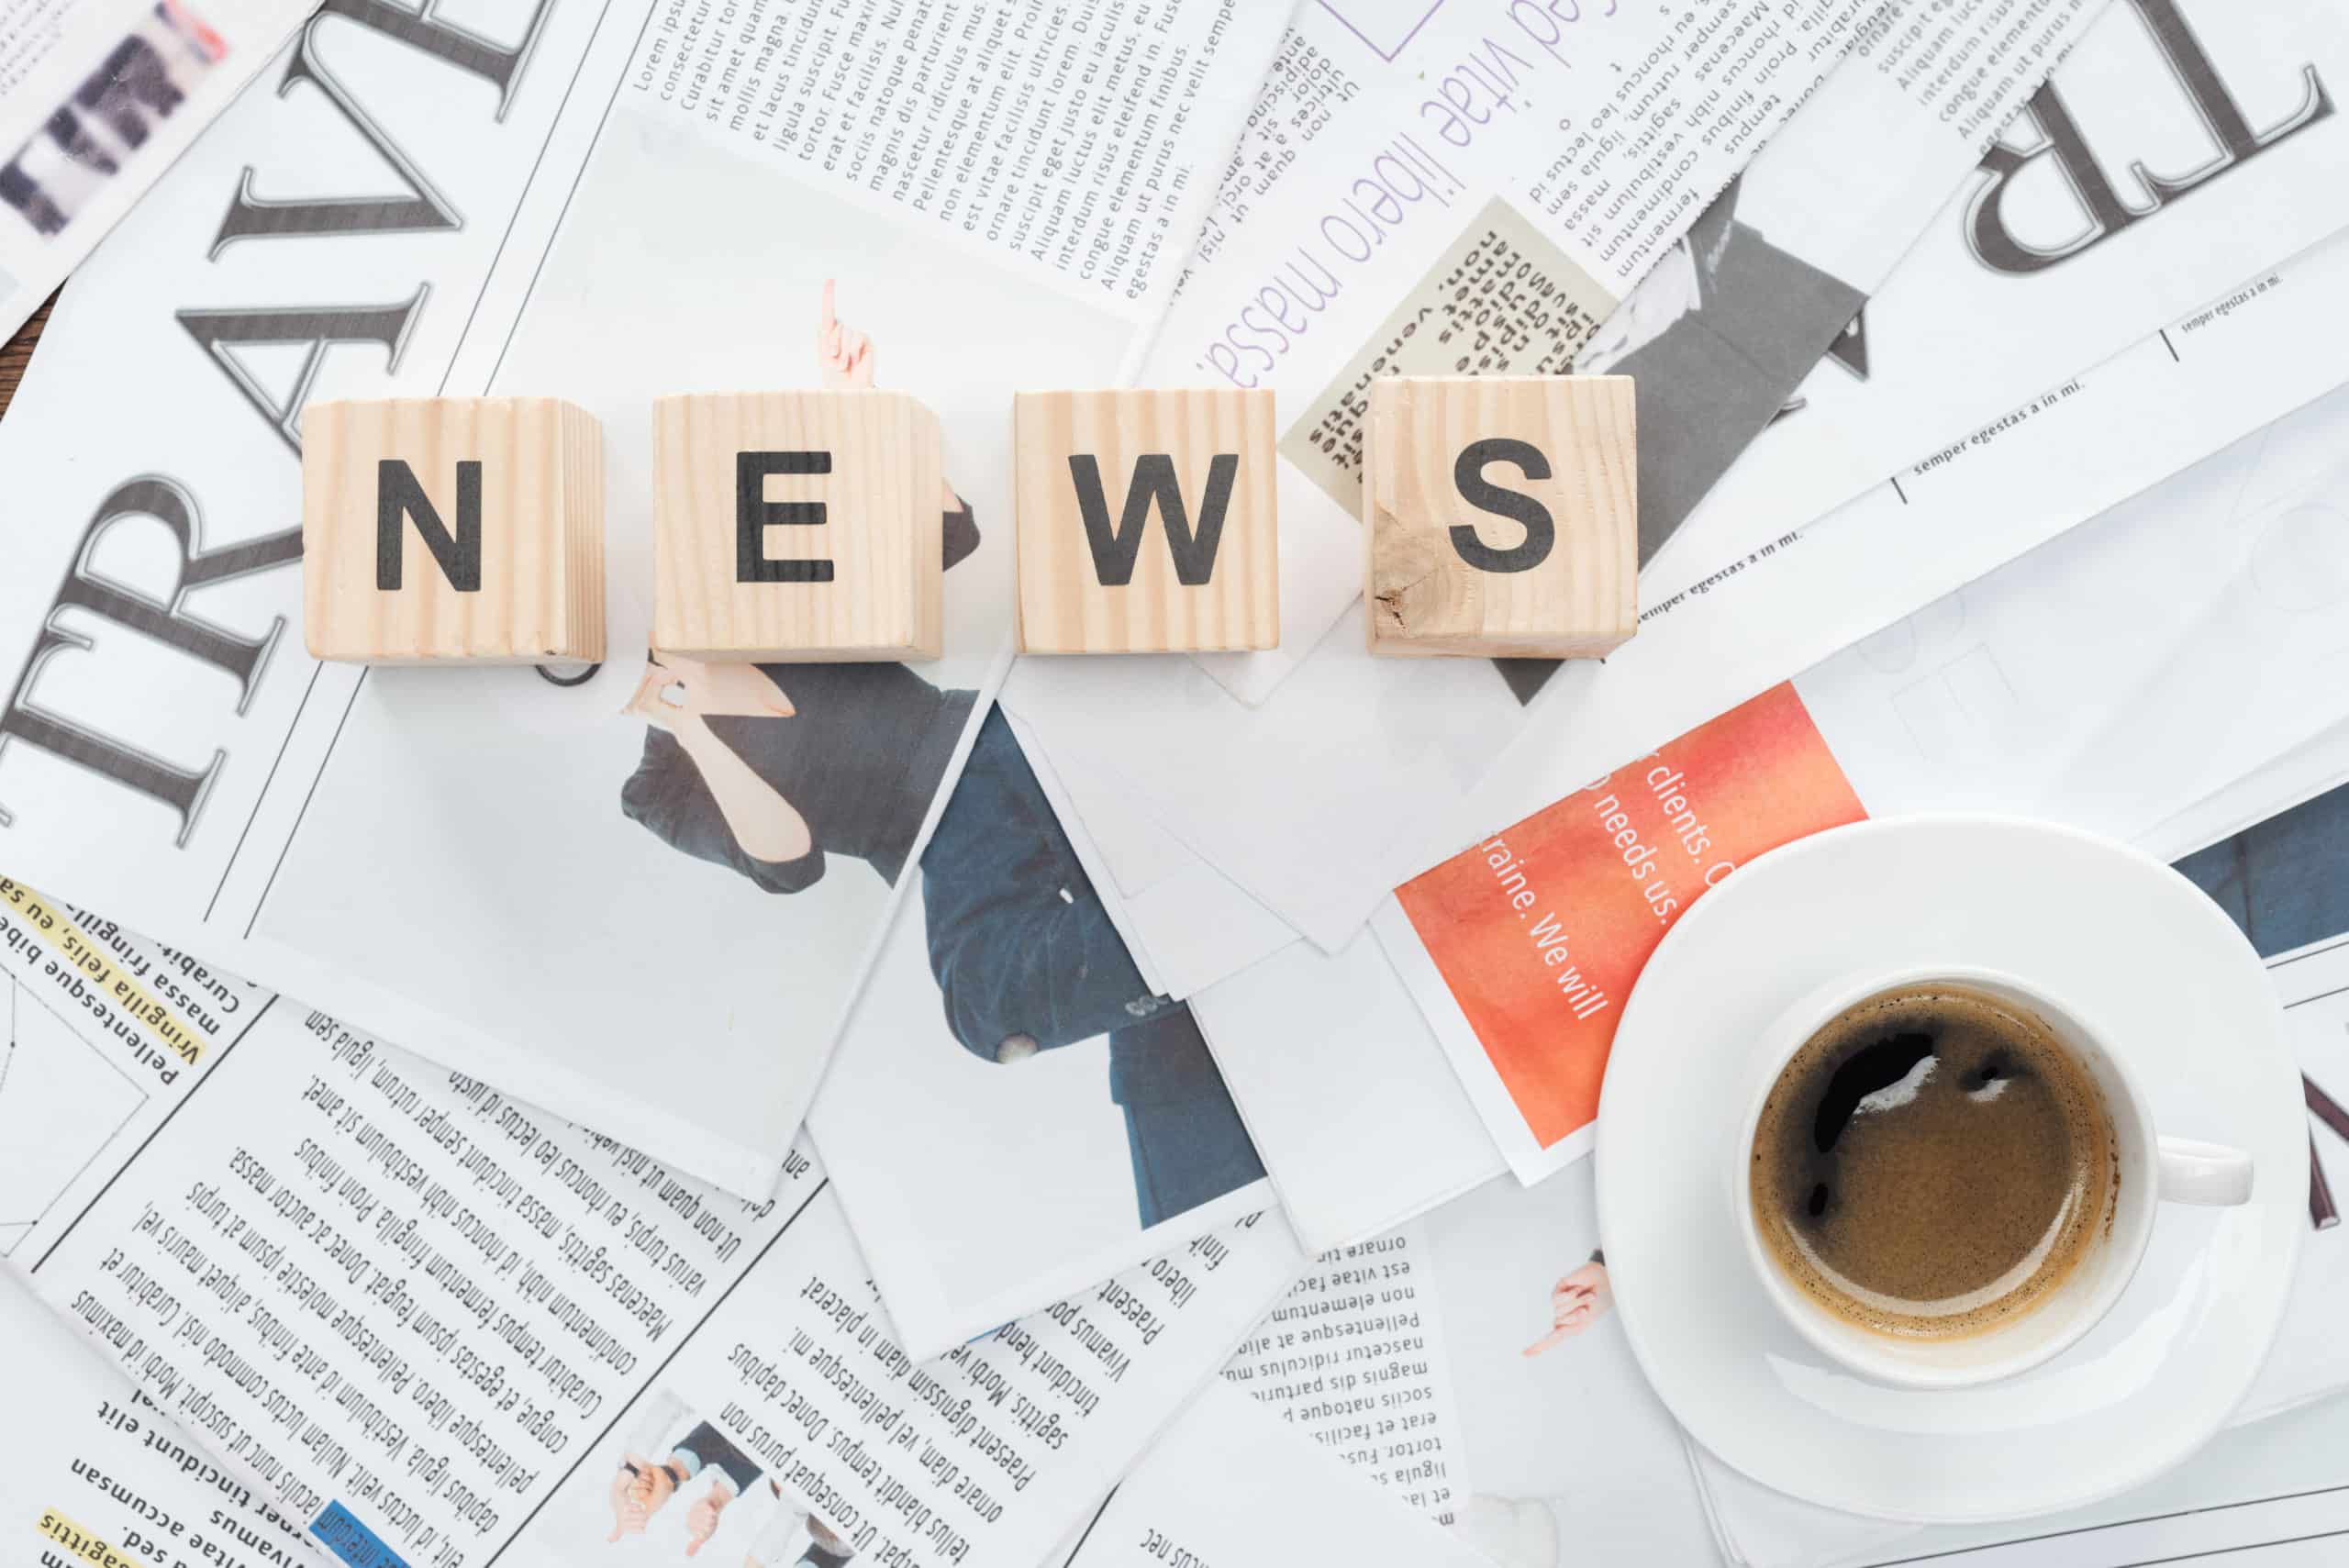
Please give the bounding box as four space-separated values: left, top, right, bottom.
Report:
685 1477 735 1557
817 279 875 389
625 654 796 730
607 1455 676 1540
1522 1261 1612 1355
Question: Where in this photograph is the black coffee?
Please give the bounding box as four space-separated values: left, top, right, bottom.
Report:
1750 984 2119 1339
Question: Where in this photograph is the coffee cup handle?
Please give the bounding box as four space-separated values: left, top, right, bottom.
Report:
2157 1137 2254 1206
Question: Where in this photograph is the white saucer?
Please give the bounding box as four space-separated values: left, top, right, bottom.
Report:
1593 816 2307 1523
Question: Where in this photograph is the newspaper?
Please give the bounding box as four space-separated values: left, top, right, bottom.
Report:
1048 1380 1489 1568
0 1269 328 1568
0 901 1308 1568
1219 1157 1720 1564
1692 769 2349 1566
1006 0 2349 958
1380 369 2349 1179
1645 0 2349 605
0 0 313 340
1140 0 1897 706
1161 227 2349 1251
0 0 1292 1199
806 706 1275 1363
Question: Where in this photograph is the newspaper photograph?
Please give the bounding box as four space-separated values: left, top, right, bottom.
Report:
0 0 1291 1199
808 708 1273 1362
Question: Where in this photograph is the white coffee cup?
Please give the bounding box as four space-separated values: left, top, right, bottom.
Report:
1731 963 2254 1389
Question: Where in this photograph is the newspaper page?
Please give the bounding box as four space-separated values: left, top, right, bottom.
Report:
1646 0 2349 604
0 1271 328 1568
1695 773 2349 1568
1376 365 2349 1178
0 0 314 339
0 902 1308 1568
0 0 1291 1201
807 707 1275 1362
1005 0 2349 962
1219 1159 1719 1564
1047 1380 1488 1568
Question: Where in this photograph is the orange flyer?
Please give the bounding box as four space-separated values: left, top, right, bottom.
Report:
1394 682 1866 1150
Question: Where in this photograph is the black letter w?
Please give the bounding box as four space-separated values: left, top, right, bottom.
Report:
376 459 481 591
1068 453 1237 586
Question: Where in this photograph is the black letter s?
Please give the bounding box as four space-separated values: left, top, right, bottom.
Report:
1450 438 1553 573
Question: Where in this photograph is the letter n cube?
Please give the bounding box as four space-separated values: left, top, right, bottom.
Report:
1364 376 1636 659
1014 388 1279 653
653 391 942 662
303 396 606 663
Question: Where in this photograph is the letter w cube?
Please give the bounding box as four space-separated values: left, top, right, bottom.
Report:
1014 389 1279 653
303 397 606 663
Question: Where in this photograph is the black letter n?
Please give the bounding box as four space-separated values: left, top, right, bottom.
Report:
1067 452 1237 586
377 459 481 591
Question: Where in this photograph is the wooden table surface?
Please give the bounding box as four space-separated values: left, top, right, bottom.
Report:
0 292 57 418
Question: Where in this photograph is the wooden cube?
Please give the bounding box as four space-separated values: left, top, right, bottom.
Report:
302 397 605 664
653 391 941 662
1364 376 1636 659
1014 389 1278 654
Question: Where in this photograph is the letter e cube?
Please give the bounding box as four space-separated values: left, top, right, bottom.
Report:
653 391 943 662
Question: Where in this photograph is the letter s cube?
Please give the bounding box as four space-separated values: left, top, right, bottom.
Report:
653 391 943 662
302 396 606 664
1364 375 1636 659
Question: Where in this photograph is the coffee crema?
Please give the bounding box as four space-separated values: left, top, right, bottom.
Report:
1749 983 2120 1340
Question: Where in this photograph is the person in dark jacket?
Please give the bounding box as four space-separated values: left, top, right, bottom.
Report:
922 708 1265 1228
619 281 979 891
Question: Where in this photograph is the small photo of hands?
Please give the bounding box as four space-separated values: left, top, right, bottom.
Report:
602 1389 853 1568
1522 1251 1612 1357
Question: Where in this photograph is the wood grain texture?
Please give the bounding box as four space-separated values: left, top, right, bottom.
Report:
1364 375 1636 659
1014 388 1278 654
652 390 941 662
302 397 605 664
0 290 55 420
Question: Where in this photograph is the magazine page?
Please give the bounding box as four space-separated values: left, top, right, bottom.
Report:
0 0 314 340
1047 1380 1489 1568
807 708 1275 1362
1645 0 2349 603
1377 369 2349 1178
0 1271 327 1568
1136 0 1891 706
1219 1159 1719 1565
1695 775 2349 1567
0 0 1291 1201
0 901 1308 1568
